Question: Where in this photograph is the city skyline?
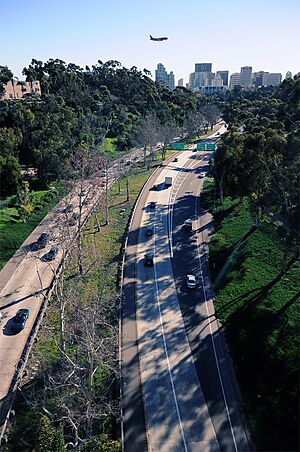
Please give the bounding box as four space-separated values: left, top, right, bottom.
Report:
0 0 299 83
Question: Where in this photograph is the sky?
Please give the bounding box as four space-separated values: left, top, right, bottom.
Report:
0 0 299 84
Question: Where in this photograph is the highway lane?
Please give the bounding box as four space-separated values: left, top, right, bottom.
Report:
170 145 252 450
134 152 221 451
122 123 252 451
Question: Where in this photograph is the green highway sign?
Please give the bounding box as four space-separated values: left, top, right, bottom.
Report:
196 143 216 151
172 143 185 150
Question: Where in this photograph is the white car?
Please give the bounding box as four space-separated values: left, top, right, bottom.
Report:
186 274 196 289
198 171 206 179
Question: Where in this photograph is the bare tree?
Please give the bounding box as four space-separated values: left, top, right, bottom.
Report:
159 122 178 160
202 104 221 130
184 111 206 138
63 145 104 275
135 113 160 166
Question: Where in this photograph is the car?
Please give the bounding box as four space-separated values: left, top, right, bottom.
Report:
144 252 154 266
41 246 58 262
11 309 29 333
62 204 73 214
145 226 154 237
198 171 206 179
184 219 193 231
30 232 50 251
149 201 156 209
68 212 79 226
186 274 196 289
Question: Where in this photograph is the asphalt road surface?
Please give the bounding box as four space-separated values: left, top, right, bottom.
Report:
122 126 253 451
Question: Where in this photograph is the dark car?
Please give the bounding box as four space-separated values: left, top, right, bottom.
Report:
62 204 73 214
184 219 193 231
144 252 154 266
30 232 50 251
68 212 79 226
11 309 29 333
149 201 156 209
41 246 58 262
145 226 154 237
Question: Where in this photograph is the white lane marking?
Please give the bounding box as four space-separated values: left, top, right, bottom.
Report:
153 208 189 452
168 152 203 257
194 192 239 452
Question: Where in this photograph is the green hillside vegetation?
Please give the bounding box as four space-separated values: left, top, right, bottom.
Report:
203 76 299 451
202 185 299 450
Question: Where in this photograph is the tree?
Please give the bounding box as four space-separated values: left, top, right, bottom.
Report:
0 65 13 95
159 122 178 160
0 155 20 196
135 113 159 166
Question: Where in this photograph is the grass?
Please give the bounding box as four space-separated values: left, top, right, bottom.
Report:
0 189 59 270
202 179 300 451
97 137 118 158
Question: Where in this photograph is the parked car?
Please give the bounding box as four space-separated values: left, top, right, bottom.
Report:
184 219 193 231
145 226 154 237
41 246 58 262
68 212 79 226
30 232 50 251
62 204 73 214
149 201 156 209
11 309 29 333
144 252 154 266
198 171 206 179
186 274 196 289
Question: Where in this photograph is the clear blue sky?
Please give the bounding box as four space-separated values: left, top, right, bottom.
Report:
1 0 299 84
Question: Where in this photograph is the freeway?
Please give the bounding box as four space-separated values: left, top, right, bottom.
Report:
122 125 253 451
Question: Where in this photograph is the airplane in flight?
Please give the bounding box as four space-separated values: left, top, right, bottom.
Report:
150 35 168 41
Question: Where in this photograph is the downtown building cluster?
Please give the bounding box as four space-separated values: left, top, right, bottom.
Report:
155 63 292 92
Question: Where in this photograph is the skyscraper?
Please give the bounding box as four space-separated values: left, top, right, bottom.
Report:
177 78 184 87
240 66 252 89
216 71 229 86
195 63 212 73
285 71 292 79
155 63 175 90
230 73 241 89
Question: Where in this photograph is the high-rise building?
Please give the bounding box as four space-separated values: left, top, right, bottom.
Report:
265 73 282 86
155 63 175 90
285 71 292 79
252 71 268 87
177 78 184 87
188 71 215 91
195 63 212 73
230 73 241 89
216 70 229 86
240 66 252 89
